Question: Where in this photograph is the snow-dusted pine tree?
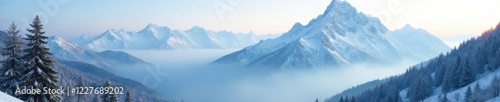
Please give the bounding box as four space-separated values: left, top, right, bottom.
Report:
491 75 500 97
464 86 472 102
77 76 88 102
443 56 462 92
408 76 432 102
93 94 102 102
136 94 143 102
63 81 76 102
460 58 473 87
440 93 449 102
102 79 119 102
0 22 24 96
125 90 133 102
442 56 463 92
19 15 61 102
472 83 483 102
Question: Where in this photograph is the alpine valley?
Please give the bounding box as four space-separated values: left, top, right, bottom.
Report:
1 0 498 102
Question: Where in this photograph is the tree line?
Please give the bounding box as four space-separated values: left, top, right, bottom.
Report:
0 15 141 102
333 22 500 102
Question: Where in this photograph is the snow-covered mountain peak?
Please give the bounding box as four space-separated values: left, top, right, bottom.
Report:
393 24 428 34
51 36 65 41
398 24 425 32
101 30 120 39
289 22 304 32
305 0 388 36
402 24 415 29
138 23 171 39
48 36 79 49
76 34 93 39
71 24 279 50
140 23 167 33
212 0 449 70
324 0 354 15
48 36 88 62
143 23 158 31
146 23 158 28
188 26 207 32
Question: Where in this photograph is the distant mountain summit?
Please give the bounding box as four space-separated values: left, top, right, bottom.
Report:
212 0 449 70
48 36 152 81
71 23 279 50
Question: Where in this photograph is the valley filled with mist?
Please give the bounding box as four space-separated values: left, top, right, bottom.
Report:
1 0 499 102
122 49 419 102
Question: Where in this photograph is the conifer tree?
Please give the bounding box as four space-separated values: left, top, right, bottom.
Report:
0 22 24 96
464 86 472 102
93 94 102 102
102 79 119 102
350 96 355 102
19 15 61 102
125 90 133 102
491 76 500 97
472 83 482 102
439 93 449 102
77 76 89 102
344 95 349 102
408 76 432 102
315 98 319 102
443 56 462 92
460 58 473 87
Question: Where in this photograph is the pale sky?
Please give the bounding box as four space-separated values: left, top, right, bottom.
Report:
1 0 499 38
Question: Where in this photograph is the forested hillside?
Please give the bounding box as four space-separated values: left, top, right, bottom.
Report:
327 22 500 102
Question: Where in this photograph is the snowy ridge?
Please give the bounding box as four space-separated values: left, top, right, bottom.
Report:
213 0 449 70
48 36 152 82
389 24 450 60
71 23 280 50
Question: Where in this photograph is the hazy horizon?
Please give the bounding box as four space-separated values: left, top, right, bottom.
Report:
1 0 499 38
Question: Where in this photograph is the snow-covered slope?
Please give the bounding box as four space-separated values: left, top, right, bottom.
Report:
0 91 22 102
326 22 500 102
71 24 279 51
421 70 500 102
390 24 451 60
47 36 152 82
212 0 449 70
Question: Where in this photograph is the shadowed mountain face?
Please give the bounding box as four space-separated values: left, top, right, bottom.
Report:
212 0 449 70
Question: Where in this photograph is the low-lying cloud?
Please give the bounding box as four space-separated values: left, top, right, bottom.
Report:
123 50 418 102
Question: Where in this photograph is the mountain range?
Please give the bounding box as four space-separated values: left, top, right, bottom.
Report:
326 22 500 102
71 24 280 51
0 32 167 102
212 0 450 70
48 36 152 82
